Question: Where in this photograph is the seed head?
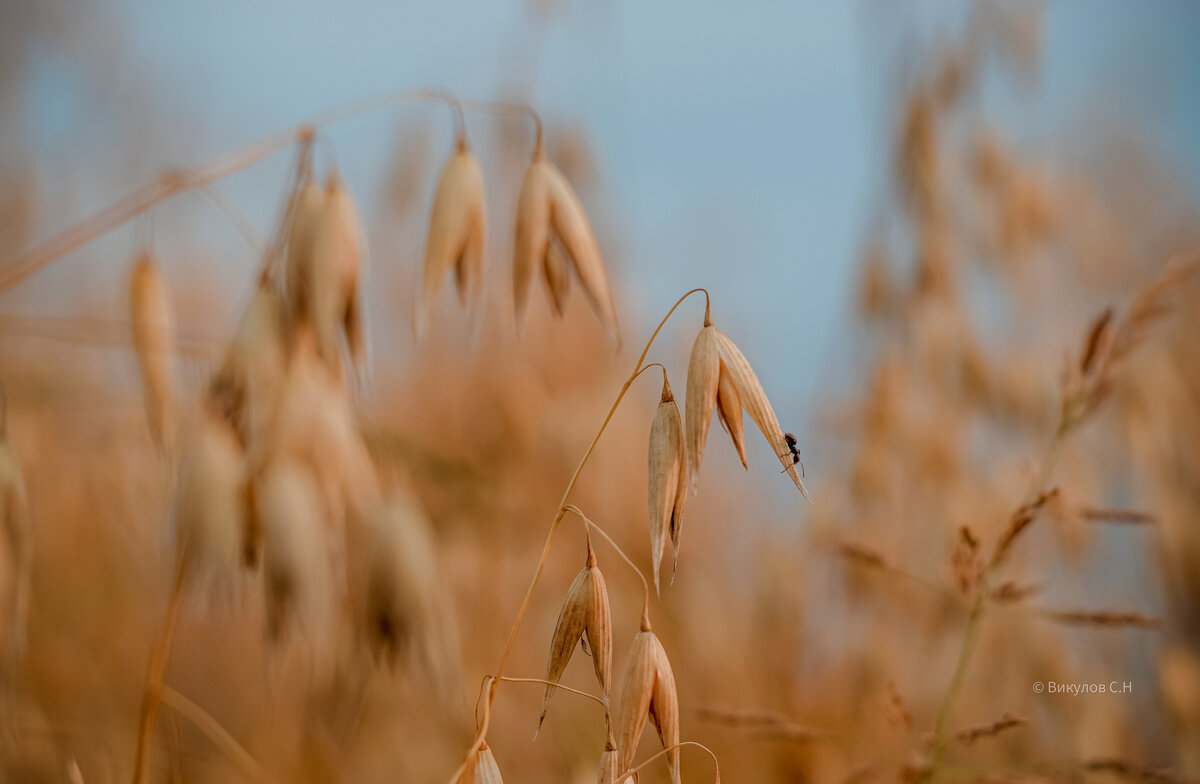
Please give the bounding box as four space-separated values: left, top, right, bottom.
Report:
684 322 720 495
647 377 683 592
284 181 325 324
540 540 612 730
715 360 747 469
615 617 681 784
420 144 485 333
129 251 177 451
512 153 619 343
458 743 504 784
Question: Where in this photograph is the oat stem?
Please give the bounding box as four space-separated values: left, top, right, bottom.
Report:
498 677 607 710
562 503 652 608
445 287 709 784
624 740 721 783
926 422 1068 781
159 686 275 784
132 549 189 784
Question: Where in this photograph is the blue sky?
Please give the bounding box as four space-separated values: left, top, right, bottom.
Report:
14 0 1200 461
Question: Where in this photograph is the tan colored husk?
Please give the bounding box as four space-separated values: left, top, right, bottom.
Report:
711 328 811 500
512 154 619 342
257 457 335 653
597 733 620 784
543 161 619 344
715 360 747 469
543 241 572 316
0 420 32 657
284 181 325 323
209 276 287 446
512 159 551 329
349 491 457 695
129 251 177 451
615 616 681 784
175 408 247 592
457 744 504 784
540 541 612 728
684 323 720 495
647 378 682 592
421 145 485 331
308 176 365 369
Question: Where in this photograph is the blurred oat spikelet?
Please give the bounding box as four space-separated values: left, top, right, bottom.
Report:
0 403 32 659
539 537 612 731
257 457 337 657
420 137 485 333
615 611 680 784
647 376 684 591
285 175 367 371
129 251 178 451
513 149 619 343
175 406 247 595
685 304 810 500
349 489 459 695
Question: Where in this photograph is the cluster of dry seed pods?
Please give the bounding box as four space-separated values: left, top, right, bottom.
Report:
420 125 620 343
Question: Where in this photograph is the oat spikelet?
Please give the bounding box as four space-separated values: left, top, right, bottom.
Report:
648 378 683 592
711 328 811 500
0 412 32 658
284 181 325 323
457 743 505 784
349 490 458 695
175 408 246 594
539 540 612 729
210 276 287 445
257 458 335 652
543 241 572 316
615 613 681 784
421 143 485 331
129 251 177 450
307 176 366 370
513 153 619 342
715 360 747 469
684 320 720 495
597 733 620 784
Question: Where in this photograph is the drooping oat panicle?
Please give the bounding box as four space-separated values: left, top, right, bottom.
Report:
0 412 32 658
684 318 720 495
540 540 612 730
257 458 335 651
512 152 619 342
647 378 683 592
711 328 811 500
420 142 485 332
615 612 681 784
715 360 747 469
129 251 177 451
175 407 247 594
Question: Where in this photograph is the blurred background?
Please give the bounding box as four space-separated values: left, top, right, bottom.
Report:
2 1 1200 782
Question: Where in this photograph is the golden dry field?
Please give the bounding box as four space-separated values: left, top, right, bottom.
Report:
1 3 1199 783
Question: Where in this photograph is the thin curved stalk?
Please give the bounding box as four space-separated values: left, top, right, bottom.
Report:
159 687 275 784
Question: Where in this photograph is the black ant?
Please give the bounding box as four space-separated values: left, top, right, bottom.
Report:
779 432 805 478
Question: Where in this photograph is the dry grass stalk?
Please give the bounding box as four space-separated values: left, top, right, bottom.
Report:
989 488 1059 568
695 705 828 742
951 526 982 596
1080 508 1155 525
955 712 1025 745
1083 758 1188 784
129 251 178 450
512 152 619 342
538 538 612 730
988 581 1041 604
1041 610 1162 630
837 541 889 570
648 377 683 592
421 140 485 331
615 611 681 784
0 407 32 659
